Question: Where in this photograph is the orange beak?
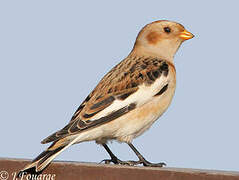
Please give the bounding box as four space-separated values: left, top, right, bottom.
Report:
179 30 194 40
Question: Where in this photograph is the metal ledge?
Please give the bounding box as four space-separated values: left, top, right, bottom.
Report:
0 158 239 180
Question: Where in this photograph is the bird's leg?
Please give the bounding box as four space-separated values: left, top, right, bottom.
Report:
127 143 166 167
101 143 119 164
100 143 140 166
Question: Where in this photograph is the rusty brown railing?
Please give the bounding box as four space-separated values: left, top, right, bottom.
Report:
0 158 239 180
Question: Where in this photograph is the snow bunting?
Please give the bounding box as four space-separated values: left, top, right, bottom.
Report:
19 20 194 176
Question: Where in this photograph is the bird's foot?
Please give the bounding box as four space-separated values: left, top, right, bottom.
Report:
100 156 140 166
139 158 166 167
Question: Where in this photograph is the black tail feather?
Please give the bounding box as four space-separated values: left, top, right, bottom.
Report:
17 144 65 178
17 167 43 179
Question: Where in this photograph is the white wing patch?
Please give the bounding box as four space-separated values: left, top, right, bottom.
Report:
91 75 169 121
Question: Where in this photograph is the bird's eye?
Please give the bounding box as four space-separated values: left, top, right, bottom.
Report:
164 27 171 33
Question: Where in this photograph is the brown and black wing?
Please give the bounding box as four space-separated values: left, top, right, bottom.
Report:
41 56 170 144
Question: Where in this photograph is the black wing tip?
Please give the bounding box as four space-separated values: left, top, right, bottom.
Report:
41 133 58 144
41 140 47 144
41 139 50 144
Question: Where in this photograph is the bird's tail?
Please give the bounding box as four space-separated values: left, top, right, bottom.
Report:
18 137 77 177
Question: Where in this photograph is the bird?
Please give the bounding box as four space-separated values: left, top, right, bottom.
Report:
18 20 194 177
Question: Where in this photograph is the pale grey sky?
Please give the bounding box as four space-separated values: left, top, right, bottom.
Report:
0 0 238 171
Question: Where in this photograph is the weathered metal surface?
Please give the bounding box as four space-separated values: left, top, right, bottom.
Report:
0 158 239 180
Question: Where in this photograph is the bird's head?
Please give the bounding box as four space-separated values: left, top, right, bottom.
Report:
131 20 194 61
